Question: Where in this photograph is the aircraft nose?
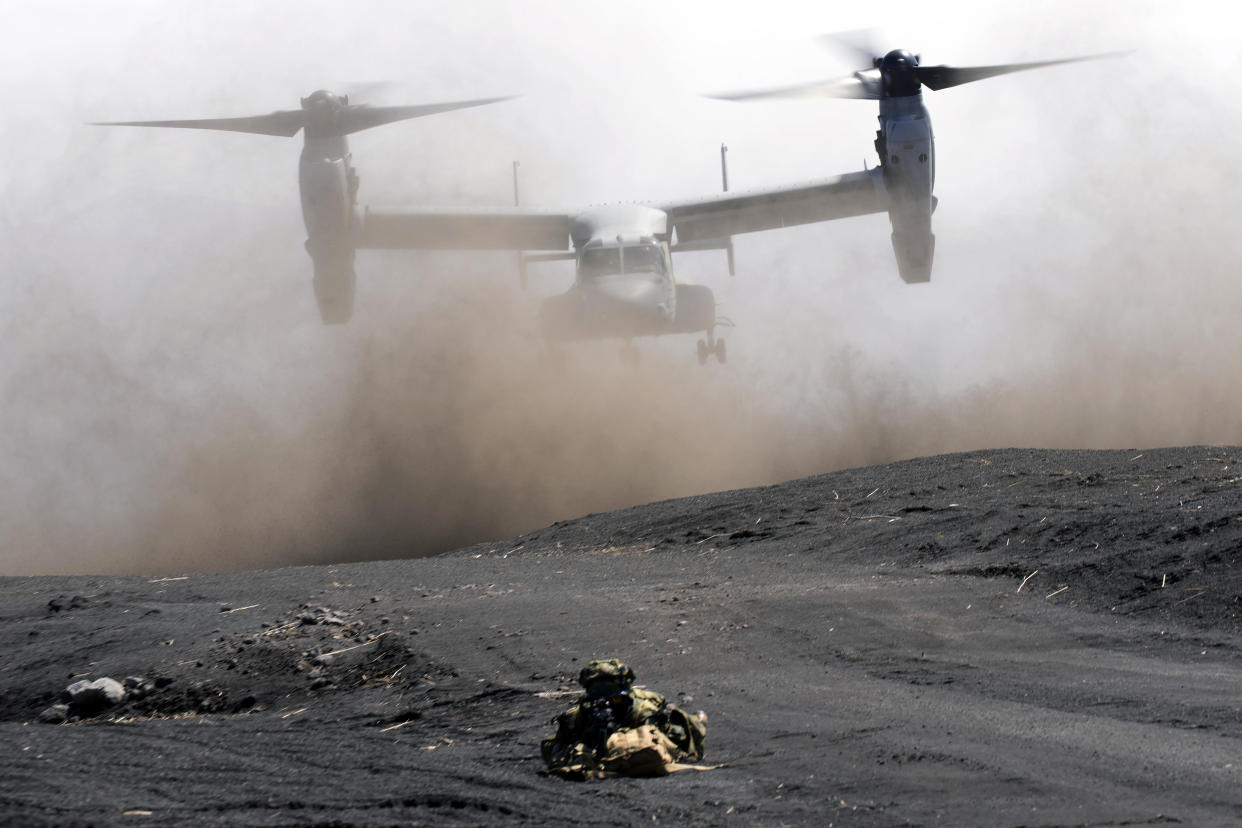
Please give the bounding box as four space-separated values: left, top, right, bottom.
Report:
586 275 666 317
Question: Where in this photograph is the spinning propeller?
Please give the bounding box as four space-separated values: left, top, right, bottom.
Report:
709 31 1125 101
95 90 513 138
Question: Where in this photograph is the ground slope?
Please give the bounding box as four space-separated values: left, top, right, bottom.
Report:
3 447 1242 826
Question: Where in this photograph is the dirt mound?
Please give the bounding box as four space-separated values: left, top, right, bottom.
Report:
4 447 1242 826
118 603 438 720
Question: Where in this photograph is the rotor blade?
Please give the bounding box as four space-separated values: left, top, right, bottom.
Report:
706 73 881 102
92 110 306 137
339 95 515 134
916 52 1128 91
814 28 883 68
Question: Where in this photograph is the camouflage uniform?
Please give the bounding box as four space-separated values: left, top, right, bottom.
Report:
541 659 706 774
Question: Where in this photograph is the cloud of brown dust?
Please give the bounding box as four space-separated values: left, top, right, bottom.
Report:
4 2 1241 575
129 270 883 575
10 209 1242 579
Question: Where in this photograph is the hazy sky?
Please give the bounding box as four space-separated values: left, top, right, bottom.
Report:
1 0 1192 210
3 2 1241 574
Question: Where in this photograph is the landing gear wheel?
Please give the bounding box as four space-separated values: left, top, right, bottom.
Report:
698 328 726 366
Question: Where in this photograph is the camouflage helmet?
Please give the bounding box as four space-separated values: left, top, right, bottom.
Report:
578 659 635 697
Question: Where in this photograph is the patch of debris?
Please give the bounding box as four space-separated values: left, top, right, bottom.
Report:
38 675 169 723
37 603 451 723
45 594 104 614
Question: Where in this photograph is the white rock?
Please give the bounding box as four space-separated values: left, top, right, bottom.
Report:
61 677 127 713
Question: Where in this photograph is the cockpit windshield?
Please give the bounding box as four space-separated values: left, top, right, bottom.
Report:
580 247 621 280
623 244 664 274
579 244 665 280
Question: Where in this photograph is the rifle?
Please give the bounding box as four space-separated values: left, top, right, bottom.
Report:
583 698 620 756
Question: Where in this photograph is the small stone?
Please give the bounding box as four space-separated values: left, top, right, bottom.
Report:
37 704 69 724
123 676 156 701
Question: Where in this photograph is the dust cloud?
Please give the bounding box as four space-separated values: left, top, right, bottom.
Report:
7 175 1242 576
0 245 867 576
4 2 1242 575
14 214 1242 579
131 272 856 575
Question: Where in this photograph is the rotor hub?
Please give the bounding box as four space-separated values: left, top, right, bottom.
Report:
300 90 347 137
880 49 921 98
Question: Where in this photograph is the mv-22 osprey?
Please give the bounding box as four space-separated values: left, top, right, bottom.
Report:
99 44 1113 363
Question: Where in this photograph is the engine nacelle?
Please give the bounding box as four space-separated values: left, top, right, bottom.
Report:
890 224 934 284
310 249 356 324
299 154 354 243
299 151 359 323
878 96 936 283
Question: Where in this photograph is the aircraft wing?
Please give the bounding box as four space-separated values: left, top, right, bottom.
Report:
357 207 572 251
661 168 887 244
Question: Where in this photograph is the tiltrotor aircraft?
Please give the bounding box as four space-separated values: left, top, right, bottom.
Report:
707 33 1120 283
98 43 1114 363
99 92 889 364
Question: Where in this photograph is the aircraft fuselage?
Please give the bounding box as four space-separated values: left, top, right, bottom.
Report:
537 205 716 341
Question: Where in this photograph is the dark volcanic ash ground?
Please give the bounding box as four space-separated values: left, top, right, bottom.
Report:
4 446 1242 826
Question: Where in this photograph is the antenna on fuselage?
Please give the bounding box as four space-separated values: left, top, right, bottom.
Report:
513 161 574 289
721 143 735 276
514 160 527 288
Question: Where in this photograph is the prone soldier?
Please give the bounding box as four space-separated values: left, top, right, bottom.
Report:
541 659 707 779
